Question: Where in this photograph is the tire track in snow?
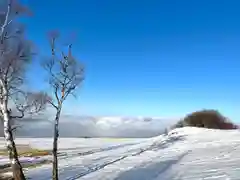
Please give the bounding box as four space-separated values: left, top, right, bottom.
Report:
27 135 181 180
113 151 190 180
64 136 177 180
26 140 152 180
57 142 139 160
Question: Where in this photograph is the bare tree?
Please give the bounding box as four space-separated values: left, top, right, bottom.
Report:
43 32 84 180
0 1 49 179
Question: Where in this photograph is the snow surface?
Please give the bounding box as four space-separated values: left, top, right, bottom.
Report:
1 127 240 180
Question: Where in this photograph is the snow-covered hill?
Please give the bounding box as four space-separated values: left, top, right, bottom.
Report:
1 127 240 179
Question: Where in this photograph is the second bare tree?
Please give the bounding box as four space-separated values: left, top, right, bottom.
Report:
43 32 84 180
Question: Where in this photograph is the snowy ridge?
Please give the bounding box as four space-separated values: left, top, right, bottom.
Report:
2 127 240 179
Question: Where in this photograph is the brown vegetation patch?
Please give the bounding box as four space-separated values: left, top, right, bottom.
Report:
0 145 51 157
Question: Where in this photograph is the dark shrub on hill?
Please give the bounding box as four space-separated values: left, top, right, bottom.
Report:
174 109 238 130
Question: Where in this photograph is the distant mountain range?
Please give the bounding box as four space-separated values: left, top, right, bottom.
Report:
0 115 178 138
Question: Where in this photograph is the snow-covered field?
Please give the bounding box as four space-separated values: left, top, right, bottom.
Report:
1 127 240 180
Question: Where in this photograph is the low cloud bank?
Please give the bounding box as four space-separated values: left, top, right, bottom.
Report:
1 116 178 138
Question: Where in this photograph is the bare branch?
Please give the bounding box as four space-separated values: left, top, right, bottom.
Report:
0 0 12 41
10 91 50 119
47 99 58 109
43 32 84 107
0 0 31 43
11 124 22 132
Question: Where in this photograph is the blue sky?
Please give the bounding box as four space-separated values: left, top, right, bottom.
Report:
22 0 240 121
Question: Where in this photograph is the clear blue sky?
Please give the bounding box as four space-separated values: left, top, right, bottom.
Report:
22 0 240 121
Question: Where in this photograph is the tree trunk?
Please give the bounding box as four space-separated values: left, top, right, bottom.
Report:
0 82 25 180
2 106 26 180
52 108 61 180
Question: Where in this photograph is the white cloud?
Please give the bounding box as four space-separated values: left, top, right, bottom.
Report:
2 115 179 138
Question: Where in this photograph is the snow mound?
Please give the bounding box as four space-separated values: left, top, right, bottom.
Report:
76 128 240 180
169 126 237 135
